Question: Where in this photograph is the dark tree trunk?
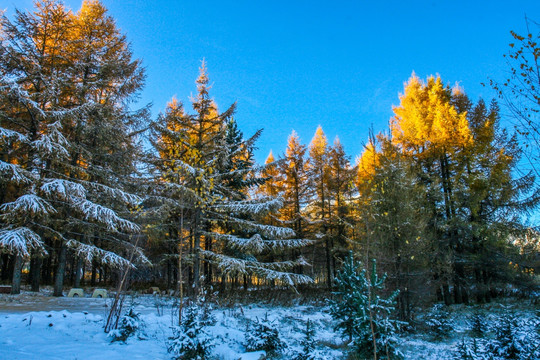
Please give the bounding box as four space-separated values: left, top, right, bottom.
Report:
74 257 83 288
31 257 42 292
11 255 24 294
53 243 67 297
91 262 97 286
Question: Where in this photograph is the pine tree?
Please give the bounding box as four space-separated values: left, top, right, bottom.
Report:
326 137 356 284
272 131 312 277
389 74 539 304
356 135 429 320
307 126 332 285
330 253 402 359
148 64 312 294
0 0 147 295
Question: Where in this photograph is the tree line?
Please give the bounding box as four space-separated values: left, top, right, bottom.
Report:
1 1 538 317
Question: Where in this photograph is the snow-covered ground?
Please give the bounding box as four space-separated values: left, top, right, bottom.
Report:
0 290 538 359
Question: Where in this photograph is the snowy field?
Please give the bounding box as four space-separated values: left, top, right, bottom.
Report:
0 290 538 359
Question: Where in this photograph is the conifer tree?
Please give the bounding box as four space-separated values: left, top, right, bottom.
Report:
307 126 332 284
148 64 312 294
0 0 147 295
326 137 356 282
276 130 312 276
389 74 539 304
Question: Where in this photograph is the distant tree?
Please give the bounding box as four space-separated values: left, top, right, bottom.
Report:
307 126 332 284
326 137 356 283
489 17 540 176
148 64 312 294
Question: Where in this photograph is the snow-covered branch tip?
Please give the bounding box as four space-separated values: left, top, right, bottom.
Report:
0 227 47 257
0 161 34 184
66 240 135 269
0 194 56 217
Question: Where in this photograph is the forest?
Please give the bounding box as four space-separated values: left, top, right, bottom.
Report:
0 1 539 359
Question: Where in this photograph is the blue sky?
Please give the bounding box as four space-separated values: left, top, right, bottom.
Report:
5 0 540 163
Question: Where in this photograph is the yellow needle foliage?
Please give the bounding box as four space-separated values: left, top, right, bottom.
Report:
390 74 472 157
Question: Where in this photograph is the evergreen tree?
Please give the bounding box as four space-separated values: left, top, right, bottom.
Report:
0 0 147 295
330 253 402 359
326 137 356 284
148 64 312 294
356 136 429 320
306 126 332 284
389 74 539 304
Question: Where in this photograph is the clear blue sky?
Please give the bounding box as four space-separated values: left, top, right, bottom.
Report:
5 0 540 163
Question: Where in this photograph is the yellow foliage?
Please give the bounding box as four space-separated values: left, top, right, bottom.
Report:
391 74 472 157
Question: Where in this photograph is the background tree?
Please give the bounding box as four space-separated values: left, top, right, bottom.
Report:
147 65 312 295
489 17 540 176
0 0 147 295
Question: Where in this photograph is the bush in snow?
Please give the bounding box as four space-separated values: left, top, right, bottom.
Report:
425 304 453 341
244 313 285 357
168 301 215 360
453 338 485 360
469 312 485 338
330 253 403 360
453 311 540 360
108 308 145 343
292 319 320 360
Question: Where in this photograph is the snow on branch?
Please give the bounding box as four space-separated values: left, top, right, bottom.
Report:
74 199 140 233
216 215 296 239
41 179 86 201
203 232 312 253
0 227 47 257
81 181 141 206
214 197 283 216
0 194 56 216
0 160 33 184
66 239 134 269
1 76 46 118
203 232 266 253
31 121 70 159
253 268 313 286
0 127 27 142
201 250 312 286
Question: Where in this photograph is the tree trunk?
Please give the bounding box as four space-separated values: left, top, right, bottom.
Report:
11 255 24 294
91 262 97 286
53 243 67 297
31 257 42 292
74 257 83 288
325 237 332 288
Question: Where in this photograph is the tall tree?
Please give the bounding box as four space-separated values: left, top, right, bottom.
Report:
389 74 539 304
278 130 312 276
0 0 147 295
326 137 356 281
148 64 311 294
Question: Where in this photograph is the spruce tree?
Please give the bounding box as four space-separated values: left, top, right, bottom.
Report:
0 0 147 295
148 64 312 294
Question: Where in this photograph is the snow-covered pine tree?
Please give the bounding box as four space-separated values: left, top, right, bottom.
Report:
330 253 402 359
0 0 148 295
147 63 312 294
306 126 332 285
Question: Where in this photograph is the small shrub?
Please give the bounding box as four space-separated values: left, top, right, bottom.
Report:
425 304 453 341
330 254 403 359
244 313 285 356
168 302 215 360
108 308 145 343
469 312 485 338
293 319 320 360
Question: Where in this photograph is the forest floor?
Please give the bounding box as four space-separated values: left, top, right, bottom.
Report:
0 288 538 359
